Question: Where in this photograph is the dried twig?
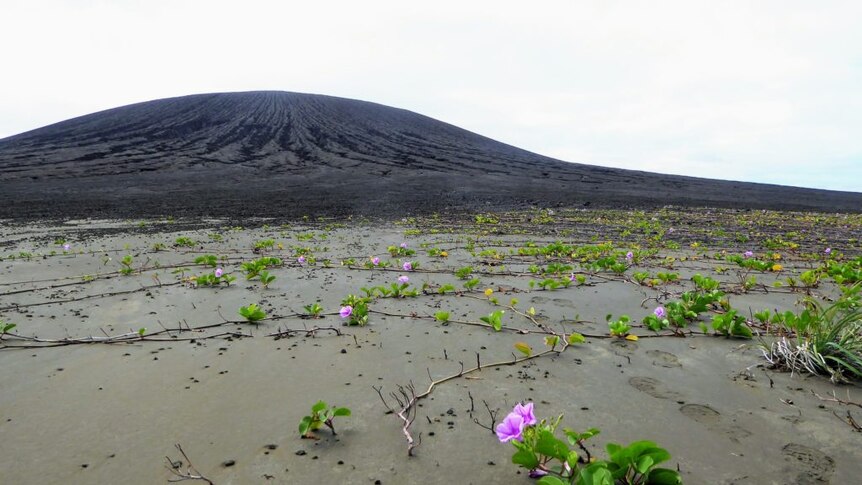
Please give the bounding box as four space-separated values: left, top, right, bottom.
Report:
812 390 862 409
373 383 422 456
165 443 213 484
266 326 343 338
472 399 499 434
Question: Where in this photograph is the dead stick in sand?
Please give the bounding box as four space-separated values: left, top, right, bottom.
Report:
165 443 213 484
836 411 862 432
812 390 862 409
373 383 422 456
265 326 344 338
374 344 566 455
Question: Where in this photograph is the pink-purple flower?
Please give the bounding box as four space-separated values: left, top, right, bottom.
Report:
512 402 537 426
63 243 71 252
297 256 306 264
339 306 352 318
398 275 409 284
825 247 832 255
654 306 666 319
372 257 380 266
744 251 754 258
495 412 525 443
495 402 538 443
626 251 633 261
215 267 224 278
402 261 413 271
400 242 408 249
569 273 576 282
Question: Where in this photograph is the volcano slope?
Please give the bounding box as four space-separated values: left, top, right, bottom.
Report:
1 90 860 219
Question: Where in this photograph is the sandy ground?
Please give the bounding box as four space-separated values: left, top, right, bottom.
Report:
1 209 860 484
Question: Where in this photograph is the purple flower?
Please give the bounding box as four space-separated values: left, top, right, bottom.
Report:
512 402 537 426
654 306 666 319
402 261 413 271
398 275 409 284
214 268 224 278
569 273 576 282
372 257 380 266
297 256 306 264
339 306 353 318
626 251 634 261
400 242 408 249
529 469 549 478
667 227 675 234
744 251 754 258
825 247 832 255
495 413 525 443
63 243 71 252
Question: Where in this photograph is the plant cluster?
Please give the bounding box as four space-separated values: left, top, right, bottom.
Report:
340 295 370 326
498 403 681 484
193 268 236 287
388 243 415 257
174 236 196 248
760 284 862 382
241 257 282 281
238 303 266 322
361 276 419 298
299 401 351 438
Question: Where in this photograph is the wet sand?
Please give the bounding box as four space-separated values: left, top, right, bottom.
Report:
1 208 860 484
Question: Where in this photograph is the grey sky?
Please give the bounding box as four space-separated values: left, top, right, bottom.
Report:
2 0 860 192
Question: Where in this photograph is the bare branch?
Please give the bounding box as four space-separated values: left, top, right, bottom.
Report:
165 443 213 484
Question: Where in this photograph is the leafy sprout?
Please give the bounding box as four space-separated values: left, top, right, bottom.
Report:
239 304 266 323
299 401 351 437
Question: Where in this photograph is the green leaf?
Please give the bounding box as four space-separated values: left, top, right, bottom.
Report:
566 450 580 469
298 416 312 436
537 477 566 485
577 462 613 485
311 400 327 414
636 455 655 475
567 332 585 344
646 468 683 485
333 407 351 417
514 342 532 356
535 429 570 461
512 448 540 470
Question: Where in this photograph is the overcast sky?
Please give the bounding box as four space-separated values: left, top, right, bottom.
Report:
2 1 860 192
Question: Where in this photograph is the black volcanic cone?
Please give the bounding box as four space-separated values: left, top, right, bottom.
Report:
1 91 859 218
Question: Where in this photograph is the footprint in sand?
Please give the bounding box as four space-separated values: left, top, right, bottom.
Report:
782 443 834 484
611 339 638 354
679 403 722 425
679 403 752 443
552 298 576 308
628 376 682 400
530 296 549 304
645 349 682 368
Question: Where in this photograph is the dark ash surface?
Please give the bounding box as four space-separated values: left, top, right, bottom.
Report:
2 91 859 219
